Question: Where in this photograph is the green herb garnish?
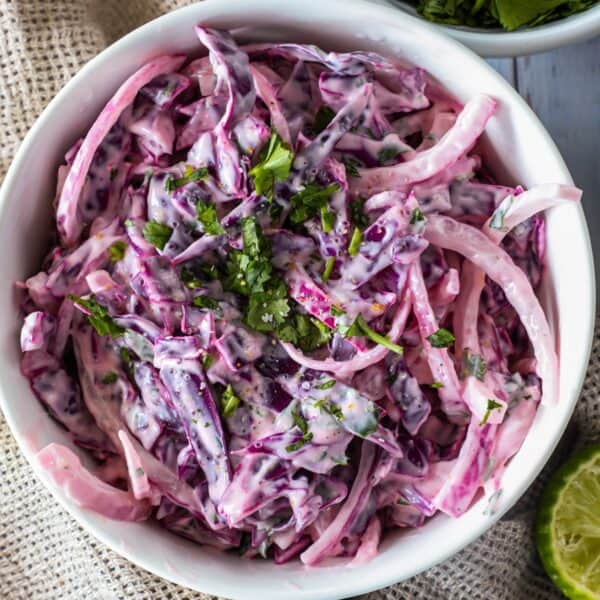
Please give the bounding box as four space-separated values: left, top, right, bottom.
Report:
330 305 346 317
108 241 127 262
377 146 402 164
192 296 221 311
341 155 362 178
249 133 294 199
410 207 425 225
321 257 335 282
221 385 241 418
288 183 340 225
489 194 515 232
340 314 404 355
480 398 503 426
462 349 487 381
142 221 173 250
427 328 455 348
202 354 214 370
68 295 124 337
102 372 118 384
196 200 225 235
413 0 595 31
430 381 444 389
315 379 336 390
348 227 363 256
165 165 208 192
349 198 369 229
313 105 336 134
285 407 314 452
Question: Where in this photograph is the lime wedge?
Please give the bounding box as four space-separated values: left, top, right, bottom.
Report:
536 445 600 600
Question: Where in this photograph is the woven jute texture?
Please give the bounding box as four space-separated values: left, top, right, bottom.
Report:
1 2 598 598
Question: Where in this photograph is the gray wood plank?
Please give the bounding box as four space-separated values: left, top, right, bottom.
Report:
515 38 600 290
487 57 516 86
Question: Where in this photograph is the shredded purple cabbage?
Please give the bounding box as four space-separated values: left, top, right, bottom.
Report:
19 25 581 565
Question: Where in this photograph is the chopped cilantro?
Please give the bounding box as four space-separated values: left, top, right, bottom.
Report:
68 295 124 337
341 155 362 178
286 407 313 452
180 266 203 289
202 354 214 370
249 133 294 199
192 295 221 311
349 198 369 229
348 227 363 256
320 207 335 233
462 350 487 381
102 372 118 384
410 207 425 225
142 221 173 250
315 379 336 390
288 183 340 225
480 399 503 426
489 194 515 232
221 385 241 418
330 305 346 317
430 381 444 389
108 241 127 262
377 146 402 164
314 398 344 421
321 257 335 282
313 105 336 134
196 200 225 235
119 347 132 365
165 165 208 192
427 328 455 348
278 314 332 352
340 314 404 355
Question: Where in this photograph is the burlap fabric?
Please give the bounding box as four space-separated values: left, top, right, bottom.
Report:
0 2 598 598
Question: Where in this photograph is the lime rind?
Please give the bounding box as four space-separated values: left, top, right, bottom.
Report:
536 444 600 600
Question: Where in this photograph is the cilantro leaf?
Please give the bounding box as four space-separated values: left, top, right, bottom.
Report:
221 385 241 418
480 398 503 426
313 105 336 134
410 207 425 225
489 193 515 231
430 381 444 389
286 407 314 452
315 379 336 390
340 314 404 355
349 198 369 229
102 372 118 384
143 221 173 250
341 155 362 178
249 133 294 199
192 295 221 312
69 295 124 337
427 328 455 348
321 257 335 282
330 305 346 317
196 200 225 235
288 183 340 225
377 146 402 164
108 241 127 262
165 165 209 192
462 350 488 381
348 227 363 256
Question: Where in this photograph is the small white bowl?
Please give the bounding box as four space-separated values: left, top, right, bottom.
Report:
0 1 595 598
384 1 600 56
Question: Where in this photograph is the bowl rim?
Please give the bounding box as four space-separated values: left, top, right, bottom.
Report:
387 1 600 57
0 0 595 598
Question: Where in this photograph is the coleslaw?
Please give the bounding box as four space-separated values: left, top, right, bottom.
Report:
19 26 581 565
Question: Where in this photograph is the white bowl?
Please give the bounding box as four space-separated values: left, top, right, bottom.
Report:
384 1 600 56
0 1 595 598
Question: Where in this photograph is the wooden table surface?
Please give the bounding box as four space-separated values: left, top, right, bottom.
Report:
488 36 600 296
